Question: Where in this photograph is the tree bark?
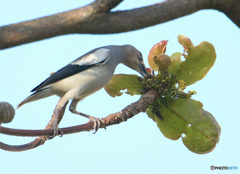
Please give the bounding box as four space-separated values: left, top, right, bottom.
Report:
0 89 158 152
0 0 239 50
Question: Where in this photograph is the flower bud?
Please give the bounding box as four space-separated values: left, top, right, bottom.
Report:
178 35 193 49
153 54 171 71
148 40 168 71
146 68 152 75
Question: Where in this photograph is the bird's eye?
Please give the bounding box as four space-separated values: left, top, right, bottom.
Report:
138 55 143 62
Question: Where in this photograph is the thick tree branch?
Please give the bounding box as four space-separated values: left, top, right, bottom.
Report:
215 0 240 27
0 0 123 49
0 0 239 50
0 89 158 152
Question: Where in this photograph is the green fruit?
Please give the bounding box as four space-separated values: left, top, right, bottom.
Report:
0 102 15 124
153 54 171 71
148 40 168 71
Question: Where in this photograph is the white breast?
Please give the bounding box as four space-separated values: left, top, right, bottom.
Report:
51 65 114 99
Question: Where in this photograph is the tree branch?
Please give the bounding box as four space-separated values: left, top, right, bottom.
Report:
0 101 68 152
0 89 158 152
0 0 239 50
213 0 240 28
0 0 123 49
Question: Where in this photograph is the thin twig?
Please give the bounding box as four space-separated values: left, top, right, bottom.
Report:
0 89 158 152
0 101 68 152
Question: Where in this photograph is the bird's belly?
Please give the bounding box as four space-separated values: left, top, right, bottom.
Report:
52 67 113 99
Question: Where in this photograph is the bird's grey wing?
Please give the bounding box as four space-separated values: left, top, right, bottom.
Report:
31 48 110 92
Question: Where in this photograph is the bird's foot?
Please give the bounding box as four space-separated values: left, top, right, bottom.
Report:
48 121 64 139
48 107 64 139
49 127 63 139
88 116 105 134
70 110 106 133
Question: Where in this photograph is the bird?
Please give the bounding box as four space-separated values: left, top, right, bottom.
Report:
17 44 148 136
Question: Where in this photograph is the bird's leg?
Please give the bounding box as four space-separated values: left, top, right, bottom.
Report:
69 99 105 133
51 107 64 138
70 109 105 133
50 97 69 138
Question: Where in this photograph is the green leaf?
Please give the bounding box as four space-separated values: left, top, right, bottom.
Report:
104 74 144 97
176 41 216 86
168 52 182 73
147 98 221 154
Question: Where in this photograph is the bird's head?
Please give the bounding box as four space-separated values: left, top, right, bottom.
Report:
120 45 149 78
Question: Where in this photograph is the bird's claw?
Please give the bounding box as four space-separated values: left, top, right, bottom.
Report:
58 128 64 137
49 127 63 139
88 116 105 134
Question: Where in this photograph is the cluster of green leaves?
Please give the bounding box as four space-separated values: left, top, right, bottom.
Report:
104 35 220 154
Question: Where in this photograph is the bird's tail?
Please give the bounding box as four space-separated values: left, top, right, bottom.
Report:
17 88 53 109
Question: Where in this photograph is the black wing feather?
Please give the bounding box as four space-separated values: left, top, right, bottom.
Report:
31 47 110 92
31 64 95 92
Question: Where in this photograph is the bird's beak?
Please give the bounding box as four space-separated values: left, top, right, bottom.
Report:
139 62 149 78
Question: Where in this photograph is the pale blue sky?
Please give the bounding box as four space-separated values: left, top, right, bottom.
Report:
1 1 239 174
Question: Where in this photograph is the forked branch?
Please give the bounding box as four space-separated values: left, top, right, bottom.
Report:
0 89 158 152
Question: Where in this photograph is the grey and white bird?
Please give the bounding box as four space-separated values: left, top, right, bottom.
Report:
17 44 148 135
